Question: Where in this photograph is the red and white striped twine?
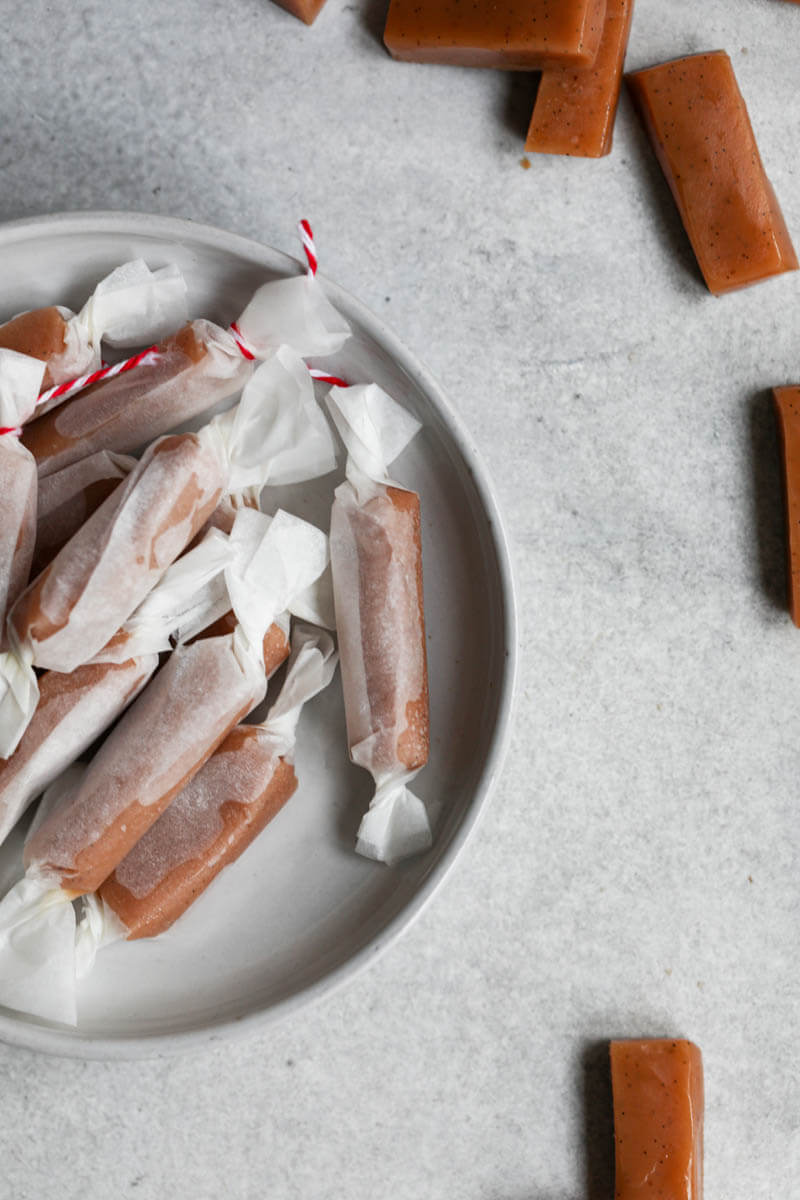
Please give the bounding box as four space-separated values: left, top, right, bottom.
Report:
298 219 318 277
0 220 345 436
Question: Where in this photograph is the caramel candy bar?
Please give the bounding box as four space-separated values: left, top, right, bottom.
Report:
385 0 606 70
23 321 249 477
0 439 37 646
326 384 430 864
610 1039 704 1200
32 451 136 576
627 51 798 294
525 0 634 157
11 432 225 674
98 628 336 939
0 657 157 848
774 387 800 624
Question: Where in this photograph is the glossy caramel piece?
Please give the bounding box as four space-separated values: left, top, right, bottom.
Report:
610 1039 704 1200
627 51 798 295
271 0 327 24
774 387 800 625
525 0 633 157
0 308 68 391
384 0 606 70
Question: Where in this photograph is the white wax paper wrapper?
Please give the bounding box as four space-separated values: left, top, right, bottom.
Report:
236 273 350 360
0 348 46 428
0 768 83 1024
37 260 189 403
24 763 85 847
218 347 337 492
0 646 38 761
326 383 422 497
355 776 433 865
0 874 79 1024
225 507 330 656
258 624 338 757
326 383 430 866
75 893 125 980
90 527 233 663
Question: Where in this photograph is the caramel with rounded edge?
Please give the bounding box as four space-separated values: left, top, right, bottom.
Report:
0 307 68 391
525 0 634 158
627 51 798 294
384 0 606 70
100 751 297 939
610 1039 704 1200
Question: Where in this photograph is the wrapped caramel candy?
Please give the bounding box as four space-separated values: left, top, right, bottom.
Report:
32 450 136 576
0 506 331 1024
24 269 350 476
0 260 188 404
0 348 337 755
88 625 337 941
326 384 430 864
0 527 234 850
0 350 47 648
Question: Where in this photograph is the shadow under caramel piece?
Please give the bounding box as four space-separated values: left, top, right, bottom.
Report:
627 51 798 295
774 387 800 625
525 0 634 157
610 1039 704 1200
384 0 607 70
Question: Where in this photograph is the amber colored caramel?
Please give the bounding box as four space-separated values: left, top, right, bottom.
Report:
627 51 798 294
774 387 800 625
525 0 633 157
0 307 68 391
384 0 606 70
271 0 327 24
610 1039 704 1200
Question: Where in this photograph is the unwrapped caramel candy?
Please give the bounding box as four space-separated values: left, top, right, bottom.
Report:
627 51 797 294
610 1039 704 1200
525 0 634 157
385 0 606 70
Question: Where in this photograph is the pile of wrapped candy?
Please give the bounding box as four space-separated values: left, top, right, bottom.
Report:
0 243 431 1024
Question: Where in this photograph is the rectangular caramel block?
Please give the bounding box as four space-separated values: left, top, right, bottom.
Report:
774 387 800 625
627 51 798 294
270 0 327 24
384 0 606 71
610 1039 703 1200
525 0 634 157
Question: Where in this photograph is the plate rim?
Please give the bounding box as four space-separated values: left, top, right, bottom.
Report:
0 210 519 1060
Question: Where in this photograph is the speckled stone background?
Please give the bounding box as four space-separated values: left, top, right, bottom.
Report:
1 0 799 1196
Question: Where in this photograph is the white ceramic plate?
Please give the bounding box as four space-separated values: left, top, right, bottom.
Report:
0 212 517 1059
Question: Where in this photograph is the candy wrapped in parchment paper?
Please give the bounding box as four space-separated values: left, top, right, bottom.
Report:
23 268 350 476
85 624 338 942
0 259 188 405
32 450 136 576
0 350 47 647
0 347 336 755
326 384 431 864
0 527 234 851
0 506 331 1024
